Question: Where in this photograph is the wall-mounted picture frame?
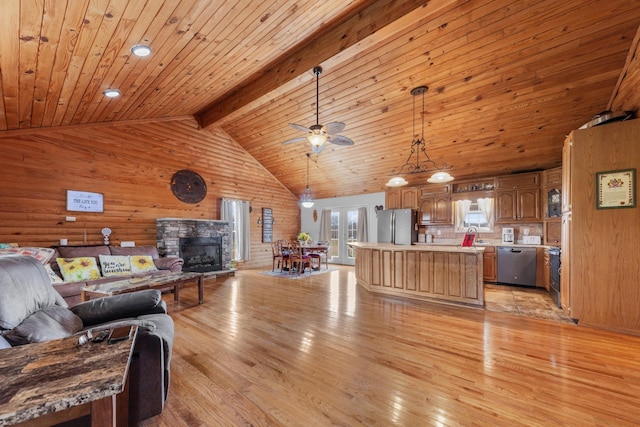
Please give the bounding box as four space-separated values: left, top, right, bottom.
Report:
596 168 635 209
66 190 104 212
262 207 273 243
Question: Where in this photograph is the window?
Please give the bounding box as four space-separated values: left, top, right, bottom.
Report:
221 199 251 261
454 198 494 233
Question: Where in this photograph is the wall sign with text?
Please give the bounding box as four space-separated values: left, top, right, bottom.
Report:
596 169 636 209
66 190 104 212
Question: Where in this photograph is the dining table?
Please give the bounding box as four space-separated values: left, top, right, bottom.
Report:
283 243 330 271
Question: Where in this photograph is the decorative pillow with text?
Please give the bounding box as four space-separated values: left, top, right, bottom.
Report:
44 263 64 284
130 255 158 273
98 255 132 277
56 257 101 283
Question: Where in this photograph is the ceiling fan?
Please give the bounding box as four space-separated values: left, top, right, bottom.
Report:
282 66 354 154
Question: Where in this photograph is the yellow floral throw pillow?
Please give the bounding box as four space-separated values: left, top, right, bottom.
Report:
130 255 158 273
56 257 101 283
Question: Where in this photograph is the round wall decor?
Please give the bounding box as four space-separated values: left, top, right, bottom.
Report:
170 170 207 204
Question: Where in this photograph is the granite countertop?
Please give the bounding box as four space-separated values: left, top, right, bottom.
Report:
414 239 559 249
349 242 485 253
0 328 137 425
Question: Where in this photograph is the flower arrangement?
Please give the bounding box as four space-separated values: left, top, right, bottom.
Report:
297 232 312 242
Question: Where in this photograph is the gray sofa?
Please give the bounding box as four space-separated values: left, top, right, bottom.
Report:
50 245 184 306
0 255 174 423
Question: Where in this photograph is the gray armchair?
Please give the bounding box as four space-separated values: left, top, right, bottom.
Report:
0 255 174 423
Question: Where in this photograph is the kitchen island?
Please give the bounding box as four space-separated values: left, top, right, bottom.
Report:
350 242 485 307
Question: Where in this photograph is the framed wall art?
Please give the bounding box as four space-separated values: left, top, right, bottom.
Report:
596 168 635 209
262 207 273 243
66 190 104 212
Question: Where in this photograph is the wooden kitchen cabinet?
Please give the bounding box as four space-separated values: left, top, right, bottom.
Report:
495 187 541 222
544 220 562 245
496 172 540 189
536 247 549 289
420 196 452 225
385 188 402 209
495 172 542 223
385 187 418 209
543 167 562 244
401 187 419 209
419 184 452 225
482 246 496 282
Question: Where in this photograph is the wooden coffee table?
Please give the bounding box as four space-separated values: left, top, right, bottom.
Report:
81 272 204 304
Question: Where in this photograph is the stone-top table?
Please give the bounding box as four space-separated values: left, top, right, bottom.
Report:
0 327 137 426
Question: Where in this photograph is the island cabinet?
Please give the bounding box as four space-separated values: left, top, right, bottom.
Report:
418 184 452 225
495 172 542 223
352 243 484 307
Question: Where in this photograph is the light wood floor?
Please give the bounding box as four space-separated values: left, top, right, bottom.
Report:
141 266 640 426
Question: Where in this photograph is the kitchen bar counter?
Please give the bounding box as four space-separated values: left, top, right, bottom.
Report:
350 242 485 307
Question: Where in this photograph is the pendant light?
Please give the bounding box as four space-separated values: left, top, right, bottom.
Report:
386 85 453 186
300 153 314 208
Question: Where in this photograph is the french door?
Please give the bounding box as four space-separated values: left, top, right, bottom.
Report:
329 207 359 265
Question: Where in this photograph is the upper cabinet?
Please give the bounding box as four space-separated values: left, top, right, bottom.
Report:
386 187 418 210
419 184 452 225
543 167 562 245
495 172 542 223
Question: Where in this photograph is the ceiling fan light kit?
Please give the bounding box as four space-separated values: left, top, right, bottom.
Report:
389 85 454 185
282 66 354 153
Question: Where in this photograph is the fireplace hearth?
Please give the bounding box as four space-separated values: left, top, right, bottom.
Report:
157 218 231 272
179 237 222 272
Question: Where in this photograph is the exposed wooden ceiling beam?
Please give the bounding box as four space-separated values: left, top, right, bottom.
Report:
196 0 447 129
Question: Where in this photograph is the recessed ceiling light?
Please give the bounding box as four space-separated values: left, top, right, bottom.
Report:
131 45 152 57
103 89 120 98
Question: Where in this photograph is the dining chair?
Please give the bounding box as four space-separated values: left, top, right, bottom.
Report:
310 241 330 270
274 240 290 272
288 242 310 275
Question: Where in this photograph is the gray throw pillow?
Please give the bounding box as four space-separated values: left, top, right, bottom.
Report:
3 306 83 346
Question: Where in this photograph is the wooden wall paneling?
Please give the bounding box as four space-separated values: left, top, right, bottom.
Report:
609 24 640 112
0 117 299 269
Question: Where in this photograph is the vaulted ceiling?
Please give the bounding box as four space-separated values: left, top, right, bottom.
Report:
2 0 639 199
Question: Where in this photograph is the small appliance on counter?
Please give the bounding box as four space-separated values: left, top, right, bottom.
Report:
502 227 514 244
522 235 541 245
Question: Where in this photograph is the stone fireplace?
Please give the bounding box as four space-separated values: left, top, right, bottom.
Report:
157 218 231 272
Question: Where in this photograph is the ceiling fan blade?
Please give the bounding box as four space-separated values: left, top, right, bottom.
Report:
289 123 310 133
282 136 308 145
324 122 346 134
328 135 354 146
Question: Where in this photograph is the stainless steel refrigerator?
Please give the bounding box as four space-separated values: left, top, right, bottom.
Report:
377 209 418 245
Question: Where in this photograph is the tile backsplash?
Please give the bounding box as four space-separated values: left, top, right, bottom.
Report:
419 223 543 244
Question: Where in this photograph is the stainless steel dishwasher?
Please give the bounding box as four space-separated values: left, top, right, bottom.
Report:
497 246 537 286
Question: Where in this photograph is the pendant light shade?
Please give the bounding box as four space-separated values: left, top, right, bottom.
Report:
386 176 409 187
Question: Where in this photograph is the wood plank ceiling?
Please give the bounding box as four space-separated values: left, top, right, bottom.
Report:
1 0 639 200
